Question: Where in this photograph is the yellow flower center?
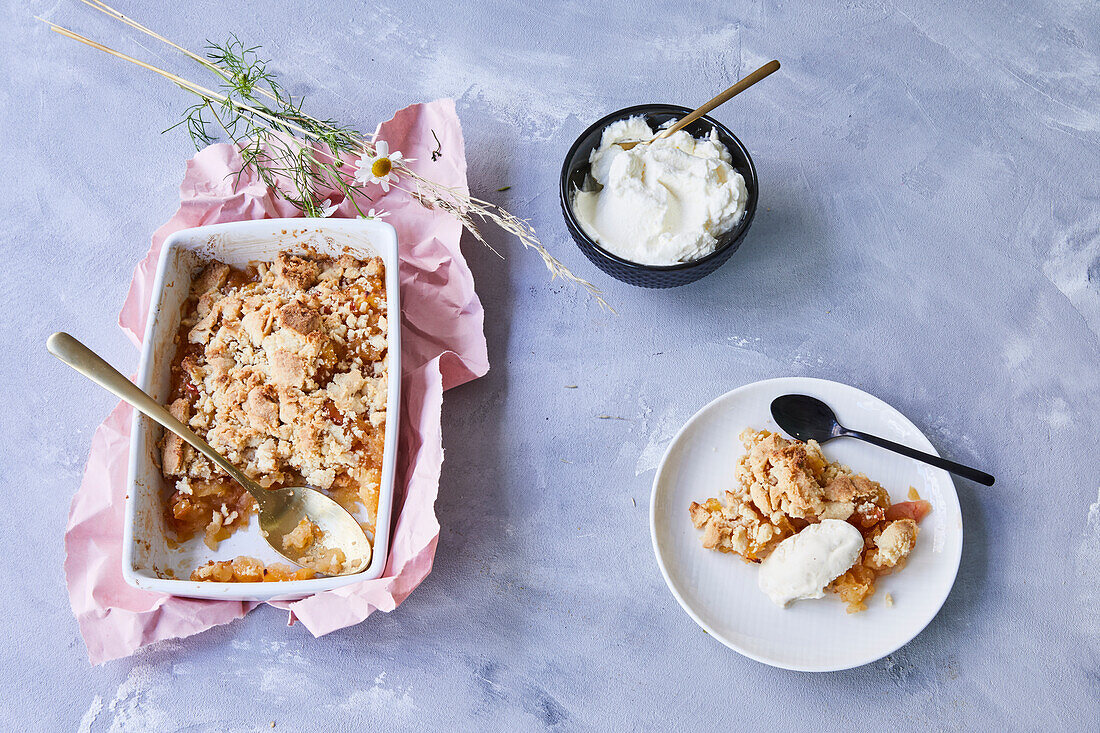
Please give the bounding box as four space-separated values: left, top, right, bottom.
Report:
371 157 392 177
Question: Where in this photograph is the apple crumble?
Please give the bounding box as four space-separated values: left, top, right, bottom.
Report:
161 251 388 582
689 428 931 612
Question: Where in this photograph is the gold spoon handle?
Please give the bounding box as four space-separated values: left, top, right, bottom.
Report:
655 59 781 141
46 331 269 505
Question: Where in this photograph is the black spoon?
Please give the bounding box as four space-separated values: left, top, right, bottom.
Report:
770 394 995 486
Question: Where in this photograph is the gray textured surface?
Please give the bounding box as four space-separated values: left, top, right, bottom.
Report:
3 0 1099 730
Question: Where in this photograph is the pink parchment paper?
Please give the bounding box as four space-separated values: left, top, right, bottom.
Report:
64 99 488 665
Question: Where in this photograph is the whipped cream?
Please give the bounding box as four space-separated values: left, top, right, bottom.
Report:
571 116 748 265
758 520 863 608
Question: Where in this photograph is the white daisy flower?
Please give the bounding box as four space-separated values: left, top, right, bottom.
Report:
361 208 390 220
318 198 338 217
354 140 405 192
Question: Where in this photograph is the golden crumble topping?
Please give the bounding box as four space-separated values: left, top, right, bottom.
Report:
689 428 931 612
160 252 388 582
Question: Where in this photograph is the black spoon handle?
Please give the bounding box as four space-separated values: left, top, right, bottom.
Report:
842 429 995 486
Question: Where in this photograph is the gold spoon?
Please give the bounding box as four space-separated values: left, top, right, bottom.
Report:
46 331 371 576
616 59 781 150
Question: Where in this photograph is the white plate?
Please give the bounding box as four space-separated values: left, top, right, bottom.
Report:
650 377 962 672
124 218 401 602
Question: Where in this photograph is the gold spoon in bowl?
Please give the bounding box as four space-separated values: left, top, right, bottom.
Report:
615 59 781 151
46 331 371 576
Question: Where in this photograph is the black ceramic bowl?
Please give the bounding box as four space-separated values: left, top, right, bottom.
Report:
560 104 759 288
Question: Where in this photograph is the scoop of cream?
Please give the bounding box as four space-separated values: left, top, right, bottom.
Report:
571 116 747 265
758 520 863 608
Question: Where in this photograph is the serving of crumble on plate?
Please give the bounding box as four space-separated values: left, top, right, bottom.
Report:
650 377 962 672
689 428 931 613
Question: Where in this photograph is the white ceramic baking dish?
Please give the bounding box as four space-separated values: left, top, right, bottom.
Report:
123 218 401 601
